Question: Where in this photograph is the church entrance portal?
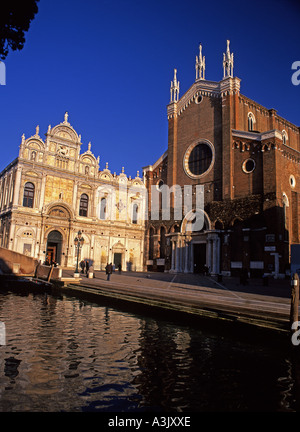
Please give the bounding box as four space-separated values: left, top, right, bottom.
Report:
193 243 206 273
46 230 63 265
114 252 122 269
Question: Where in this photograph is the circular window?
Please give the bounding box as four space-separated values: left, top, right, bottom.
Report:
290 175 296 188
242 158 256 174
184 140 214 179
195 95 203 104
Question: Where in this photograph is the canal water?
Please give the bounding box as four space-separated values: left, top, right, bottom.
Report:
0 289 300 412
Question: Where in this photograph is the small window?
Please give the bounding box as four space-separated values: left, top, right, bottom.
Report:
79 194 88 217
290 175 296 188
156 180 164 191
100 197 107 220
23 182 35 208
195 95 203 104
23 244 32 256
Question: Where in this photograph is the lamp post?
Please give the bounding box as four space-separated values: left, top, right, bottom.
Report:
74 230 84 275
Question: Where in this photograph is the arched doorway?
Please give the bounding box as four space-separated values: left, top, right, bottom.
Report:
112 241 125 271
46 230 63 265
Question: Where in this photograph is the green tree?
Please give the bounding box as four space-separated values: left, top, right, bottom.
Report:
0 1 39 60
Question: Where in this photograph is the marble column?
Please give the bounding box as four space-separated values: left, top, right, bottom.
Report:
72 181 78 213
212 238 217 274
179 238 183 272
171 240 175 271
175 239 179 272
184 239 189 273
210 236 220 275
216 237 220 274
91 234 95 263
207 239 212 274
271 252 280 278
13 167 22 207
39 175 46 211
8 222 16 251
92 187 98 218
8 173 13 205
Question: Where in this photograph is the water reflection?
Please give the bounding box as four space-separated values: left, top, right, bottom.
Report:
0 290 299 412
4 357 21 380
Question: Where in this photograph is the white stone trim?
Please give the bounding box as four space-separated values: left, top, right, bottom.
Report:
232 129 282 141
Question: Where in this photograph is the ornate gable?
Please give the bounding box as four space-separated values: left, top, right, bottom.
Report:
20 125 45 162
49 112 80 144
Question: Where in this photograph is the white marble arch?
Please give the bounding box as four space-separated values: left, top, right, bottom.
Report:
168 210 220 275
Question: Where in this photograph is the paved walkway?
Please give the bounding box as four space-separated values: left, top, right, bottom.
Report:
59 269 293 334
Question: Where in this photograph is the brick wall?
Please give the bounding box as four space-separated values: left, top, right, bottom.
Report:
168 95 223 190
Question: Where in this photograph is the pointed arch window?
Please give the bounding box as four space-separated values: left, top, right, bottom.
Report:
282 130 288 145
248 112 255 132
100 197 107 220
132 203 138 224
23 182 35 208
79 193 89 217
149 227 154 260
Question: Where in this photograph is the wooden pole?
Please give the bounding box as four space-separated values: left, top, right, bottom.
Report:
290 273 299 334
47 264 54 282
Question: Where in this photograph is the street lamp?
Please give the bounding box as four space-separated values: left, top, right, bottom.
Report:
74 230 84 274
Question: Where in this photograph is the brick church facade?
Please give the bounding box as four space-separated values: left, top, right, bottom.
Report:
143 41 300 278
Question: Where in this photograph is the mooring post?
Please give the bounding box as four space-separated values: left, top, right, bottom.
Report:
47 264 54 282
290 273 300 334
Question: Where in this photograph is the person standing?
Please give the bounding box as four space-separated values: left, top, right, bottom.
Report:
80 260 85 274
85 260 90 275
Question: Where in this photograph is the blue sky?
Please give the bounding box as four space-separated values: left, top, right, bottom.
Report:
0 0 299 177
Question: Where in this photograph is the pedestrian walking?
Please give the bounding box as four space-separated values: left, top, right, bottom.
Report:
105 262 112 281
85 260 90 275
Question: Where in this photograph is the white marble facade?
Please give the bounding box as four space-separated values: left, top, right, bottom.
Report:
0 114 146 271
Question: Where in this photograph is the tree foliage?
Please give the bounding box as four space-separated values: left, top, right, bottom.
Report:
0 1 39 60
